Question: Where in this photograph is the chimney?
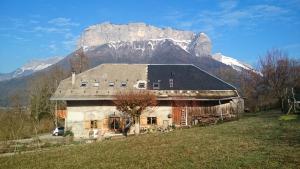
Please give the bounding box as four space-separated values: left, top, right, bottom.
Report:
72 72 76 86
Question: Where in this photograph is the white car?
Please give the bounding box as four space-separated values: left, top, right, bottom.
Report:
52 127 65 136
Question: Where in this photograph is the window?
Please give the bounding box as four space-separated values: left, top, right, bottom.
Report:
110 117 120 130
121 82 127 87
147 117 157 125
93 82 99 87
90 120 97 128
109 82 115 87
153 82 160 89
170 72 175 78
80 81 88 87
169 79 173 88
138 82 145 89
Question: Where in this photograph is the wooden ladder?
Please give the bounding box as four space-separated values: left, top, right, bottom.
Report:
181 111 187 126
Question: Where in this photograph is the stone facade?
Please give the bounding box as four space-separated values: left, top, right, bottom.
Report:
64 98 243 138
66 102 172 138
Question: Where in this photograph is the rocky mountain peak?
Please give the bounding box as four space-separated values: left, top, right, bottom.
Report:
188 32 211 57
77 22 211 57
78 22 195 47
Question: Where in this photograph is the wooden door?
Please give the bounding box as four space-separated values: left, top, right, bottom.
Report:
172 105 182 125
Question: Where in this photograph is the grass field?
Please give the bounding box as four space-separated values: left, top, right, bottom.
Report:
0 110 299 169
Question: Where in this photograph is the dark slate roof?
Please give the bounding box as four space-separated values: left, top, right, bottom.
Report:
147 64 236 90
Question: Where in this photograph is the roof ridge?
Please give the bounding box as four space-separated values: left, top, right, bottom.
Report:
148 64 194 65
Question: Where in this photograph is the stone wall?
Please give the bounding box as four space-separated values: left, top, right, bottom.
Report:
66 105 172 138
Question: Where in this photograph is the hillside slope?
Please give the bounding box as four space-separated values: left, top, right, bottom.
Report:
0 110 299 169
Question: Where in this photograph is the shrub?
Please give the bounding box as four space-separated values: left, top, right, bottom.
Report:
63 130 74 137
279 115 299 121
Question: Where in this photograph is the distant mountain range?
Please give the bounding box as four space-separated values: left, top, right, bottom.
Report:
0 56 63 82
0 22 257 106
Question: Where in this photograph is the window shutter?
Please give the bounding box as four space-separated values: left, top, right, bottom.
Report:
103 118 109 129
97 120 102 129
140 116 147 125
84 121 90 129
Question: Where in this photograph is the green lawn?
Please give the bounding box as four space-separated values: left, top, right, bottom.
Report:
1 110 299 169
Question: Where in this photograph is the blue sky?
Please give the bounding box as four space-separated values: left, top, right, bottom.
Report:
0 0 299 73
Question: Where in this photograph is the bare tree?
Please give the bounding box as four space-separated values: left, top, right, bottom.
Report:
259 49 300 111
69 47 89 74
8 92 25 141
29 66 66 128
240 69 266 111
113 90 157 135
241 48 300 112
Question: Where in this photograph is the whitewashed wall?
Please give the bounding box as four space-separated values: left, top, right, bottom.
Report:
66 106 121 138
141 106 172 127
66 105 173 138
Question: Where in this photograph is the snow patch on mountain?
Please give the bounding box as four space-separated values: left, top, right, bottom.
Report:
106 38 191 53
212 53 254 71
0 56 63 81
13 56 63 77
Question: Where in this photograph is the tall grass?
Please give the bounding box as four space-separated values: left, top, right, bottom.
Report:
0 110 54 141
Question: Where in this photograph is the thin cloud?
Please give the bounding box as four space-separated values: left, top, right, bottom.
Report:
282 43 300 58
198 4 290 29
29 20 39 24
48 17 79 27
48 43 58 52
62 33 79 50
0 17 26 31
283 43 300 50
164 11 186 21
219 0 238 11
14 36 29 41
249 5 289 19
163 11 195 30
31 17 80 52
33 26 70 33
165 2 292 38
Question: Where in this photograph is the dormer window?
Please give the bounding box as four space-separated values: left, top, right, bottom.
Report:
109 82 115 87
138 82 145 89
80 81 88 87
153 82 160 90
170 72 175 78
121 82 127 87
169 79 173 88
93 82 99 87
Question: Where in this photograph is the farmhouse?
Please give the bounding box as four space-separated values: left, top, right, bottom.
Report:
51 64 244 138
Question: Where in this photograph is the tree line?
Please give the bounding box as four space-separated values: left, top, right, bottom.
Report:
240 49 300 112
